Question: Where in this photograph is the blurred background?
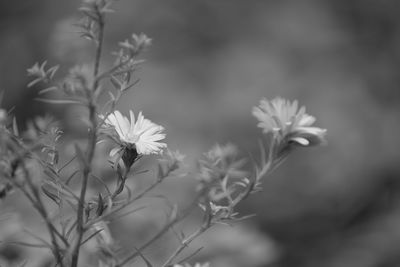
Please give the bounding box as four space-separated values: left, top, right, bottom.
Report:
1 0 400 266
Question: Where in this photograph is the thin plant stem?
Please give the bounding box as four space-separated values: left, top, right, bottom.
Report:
7 141 67 266
161 225 210 267
93 19 104 89
70 14 104 267
159 147 279 267
11 141 70 247
116 192 204 267
85 177 163 228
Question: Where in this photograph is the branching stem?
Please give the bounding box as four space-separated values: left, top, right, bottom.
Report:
70 12 104 267
161 224 211 267
6 141 67 266
116 192 204 267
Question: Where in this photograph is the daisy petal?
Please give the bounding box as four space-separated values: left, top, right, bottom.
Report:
290 137 310 146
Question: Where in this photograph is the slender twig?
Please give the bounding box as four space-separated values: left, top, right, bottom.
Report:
161 225 210 267
80 228 104 246
58 155 77 173
160 203 213 267
176 247 204 265
5 139 74 249
95 57 135 83
25 181 66 265
6 141 67 266
90 173 112 196
70 10 104 267
69 84 98 267
85 177 162 228
116 192 204 267
160 146 278 267
93 20 104 90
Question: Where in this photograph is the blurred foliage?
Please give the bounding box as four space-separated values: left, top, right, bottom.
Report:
1 0 400 266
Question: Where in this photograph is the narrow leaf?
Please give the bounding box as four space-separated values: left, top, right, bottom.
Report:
177 246 204 265
96 193 105 216
34 98 83 105
66 169 80 185
81 228 103 245
38 86 59 95
110 75 121 89
41 185 61 205
28 78 43 88
13 117 19 136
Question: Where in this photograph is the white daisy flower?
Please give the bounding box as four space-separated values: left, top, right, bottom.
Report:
104 110 167 155
252 97 326 146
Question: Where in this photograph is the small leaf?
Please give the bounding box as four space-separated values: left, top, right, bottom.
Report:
113 177 126 196
80 32 95 41
41 185 61 205
40 61 48 70
157 163 165 181
124 71 131 84
81 228 103 245
179 230 185 240
80 9 99 21
43 166 59 180
52 150 59 165
34 98 84 105
27 78 43 88
96 193 105 216
108 91 116 101
110 75 121 90
169 204 178 222
121 79 139 92
47 65 59 79
12 117 19 136
38 86 59 95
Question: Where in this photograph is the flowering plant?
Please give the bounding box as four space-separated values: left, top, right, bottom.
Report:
0 1 326 266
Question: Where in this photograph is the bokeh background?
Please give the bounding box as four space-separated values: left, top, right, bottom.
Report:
1 0 400 266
